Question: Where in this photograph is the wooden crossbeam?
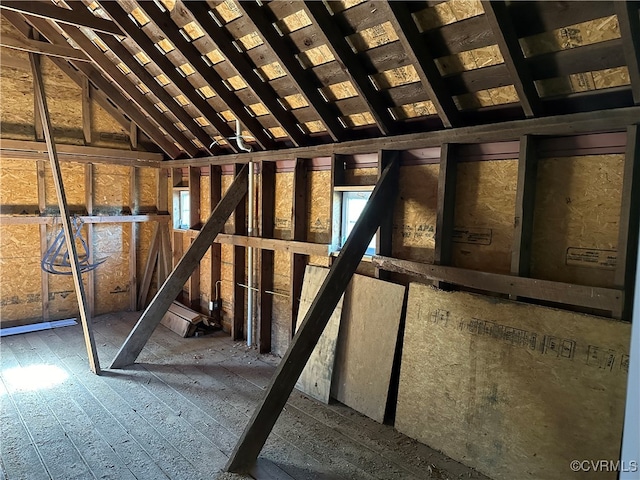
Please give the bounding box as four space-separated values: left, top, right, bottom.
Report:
184 2 307 147
0 33 90 61
225 155 399 473
0 1 122 35
136 1 276 151
302 1 397 136
482 1 542 117
30 50 101 374
92 2 236 154
110 165 248 368
615 2 640 104
384 2 461 128
236 1 346 142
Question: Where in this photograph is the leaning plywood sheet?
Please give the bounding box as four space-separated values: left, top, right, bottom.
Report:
331 275 406 423
396 283 630 480
294 265 344 403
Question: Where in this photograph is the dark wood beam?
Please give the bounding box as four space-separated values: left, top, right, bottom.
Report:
259 161 275 353
482 1 542 118
372 256 623 312
375 150 399 279
56 23 199 157
188 166 201 310
434 143 456 275
615 124 640 320
110 165 249 368
0 33 90 61
209 165 223 320
232 164 247 341
182 2 307 147
225 155 400 473
290 158 308 336
0 1 122 35
30 50 101 374
9 12 181 158
615 1 640 104
94 30 215 154
384 2 460 128
234 1 346 143
302 1 397 136
135 1 277 150
81 76 91 145
511 135 538 278
96 1 238 153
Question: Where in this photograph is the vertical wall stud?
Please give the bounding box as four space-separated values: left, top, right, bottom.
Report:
434 143 457 289
290 158 308 335
38 160 49 320
233 163 247 340
259 161 275 353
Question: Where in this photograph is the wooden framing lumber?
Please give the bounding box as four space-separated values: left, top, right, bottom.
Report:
375 150 399 279
232 164 248 340
110 165 249 369
37 160 49 321
0 215 171 226
290 159 309 338
0 33 90 61
384 2 461 128
615 2 640 104
511 135 538 277
30 51 101 374
434 144 456 269
209 166 222 316
372 256 623 313
188 167 201 310
85 163 95 316
259 161 275 353
137 223 161 310
615 124 640 320
129 167 139 312
482 1 542 117
81 76 91 145
225 156 400 473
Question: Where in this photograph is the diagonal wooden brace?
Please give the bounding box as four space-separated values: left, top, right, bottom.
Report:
110 165 249 368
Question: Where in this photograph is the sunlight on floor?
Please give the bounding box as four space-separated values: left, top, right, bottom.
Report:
1 364 69 394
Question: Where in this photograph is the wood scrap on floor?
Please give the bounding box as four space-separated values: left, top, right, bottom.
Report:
294 265 344 404
160 301 204 338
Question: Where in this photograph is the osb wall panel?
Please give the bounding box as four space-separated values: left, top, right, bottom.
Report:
90 102 130 149
0 55 35 140
44 161 85 211
222 174 235 233
531 154 623 287
94 163 130 214
392 164 439 263
93 223 131 315
219 243 234 331
396 284 630 480
200 250 211 310
343 167 377 186
307 170 331 243
452 160 517 274
272 250 291 357
274 172 293 240
136 221 157 291
138 168 157 211
0 224 41 323
0 158 38 210
200 175 211 223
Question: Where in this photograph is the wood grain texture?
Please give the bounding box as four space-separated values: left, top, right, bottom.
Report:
294 265 344 404
396 283 631 480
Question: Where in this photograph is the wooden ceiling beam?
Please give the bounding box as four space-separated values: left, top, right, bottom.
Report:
615 1 640 104
482 1 542 118
0 33 91 62
233 1 345 142
135 1 277 150
12 13 181 158
57 23 200 157
302 1 397 136
93 31 215 154
384 1 461 128
95 1 239 154
0 1 122 35
182 1 308 147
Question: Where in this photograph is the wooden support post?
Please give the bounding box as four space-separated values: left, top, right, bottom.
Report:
615 124 640 320
84 163 95 316
81 75 91 145
30 51 101 374
137 223 160 310
290 158 308 336
188 166 201 310
157 168 168 214
209 166 222 314
259 161 275 353
110 165 248 369
232 164 247 341
375 150 400 279
434 143 456 289
31 34 44 142
225 157 399 473
37 159 49 320
511 135 538 279
157 224 171 288
129 167 138 311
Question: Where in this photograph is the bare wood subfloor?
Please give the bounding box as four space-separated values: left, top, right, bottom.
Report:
0 312 487 480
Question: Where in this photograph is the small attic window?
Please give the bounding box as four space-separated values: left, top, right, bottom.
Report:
173 189 190 230
334 190 376 256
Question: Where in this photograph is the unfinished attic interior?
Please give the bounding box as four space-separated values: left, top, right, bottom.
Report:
1 0 639 478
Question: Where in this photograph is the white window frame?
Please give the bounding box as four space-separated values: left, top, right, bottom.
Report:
332 187 376 256
172 188 190 230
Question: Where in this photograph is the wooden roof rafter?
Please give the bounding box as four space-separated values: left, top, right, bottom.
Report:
93 0 240 154
134 0 277 150
3 10 182 158
301 1 397 136
383 1 461 128
233 0 347 143
615 1 640 104
180 1 307 147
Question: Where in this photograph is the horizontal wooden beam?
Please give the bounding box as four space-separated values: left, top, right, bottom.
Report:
0 34 90 61
163 106 640 167
215 235 328 256
0 139 163 166
0 214 171 225
372 255 623 312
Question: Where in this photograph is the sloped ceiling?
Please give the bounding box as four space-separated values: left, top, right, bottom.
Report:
1 0 639 159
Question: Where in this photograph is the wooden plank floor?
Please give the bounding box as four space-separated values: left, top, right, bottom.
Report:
0 312 488 480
